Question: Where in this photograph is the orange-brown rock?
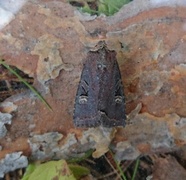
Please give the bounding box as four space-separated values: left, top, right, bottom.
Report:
0 0 186 169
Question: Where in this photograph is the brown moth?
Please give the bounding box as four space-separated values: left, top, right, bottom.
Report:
73 42 126 127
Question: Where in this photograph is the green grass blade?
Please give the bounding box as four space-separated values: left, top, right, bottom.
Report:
67 149 94 163
0 60 52 111
131 157 140 180
109 150 127 180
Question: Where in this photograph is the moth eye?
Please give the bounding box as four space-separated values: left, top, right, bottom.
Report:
79 96 88 104
115 96 123 104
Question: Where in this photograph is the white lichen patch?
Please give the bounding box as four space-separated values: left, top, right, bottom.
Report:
31 34 73 84
28 132 63 160
74 10 97 21
28 128 116 161
175 64 186 75
0 8 14 30
0 112 12 138
0 33 23 50
114 113 177 162
80 127 116 158
114 141 140 161
0 152 28 178
0 0 28 30
0 101 17 113
167 115 186 143
139 70 164 96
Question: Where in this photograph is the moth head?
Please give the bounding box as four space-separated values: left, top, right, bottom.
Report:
92 41 106 51
115 96 123 104
79 95 88 104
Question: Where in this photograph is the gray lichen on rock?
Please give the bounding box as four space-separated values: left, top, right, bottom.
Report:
31 34 74 84
114 141 141 161
28 132 63 160
0 152 28 178
28 128 116 161
0 112 12 138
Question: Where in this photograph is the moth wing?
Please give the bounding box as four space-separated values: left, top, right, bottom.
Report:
73 56 101 127
100 59 126 127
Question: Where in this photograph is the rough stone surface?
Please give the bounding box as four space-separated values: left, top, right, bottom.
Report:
0 112 12 138
0 152 28 178
152 156 186 180
0 0 186 174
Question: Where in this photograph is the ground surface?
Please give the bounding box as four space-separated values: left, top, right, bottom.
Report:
1 0 186 179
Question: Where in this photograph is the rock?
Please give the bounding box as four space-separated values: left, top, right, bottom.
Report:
0 0 186 175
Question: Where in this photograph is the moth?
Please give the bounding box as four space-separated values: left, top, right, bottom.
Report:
73 42 126 127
